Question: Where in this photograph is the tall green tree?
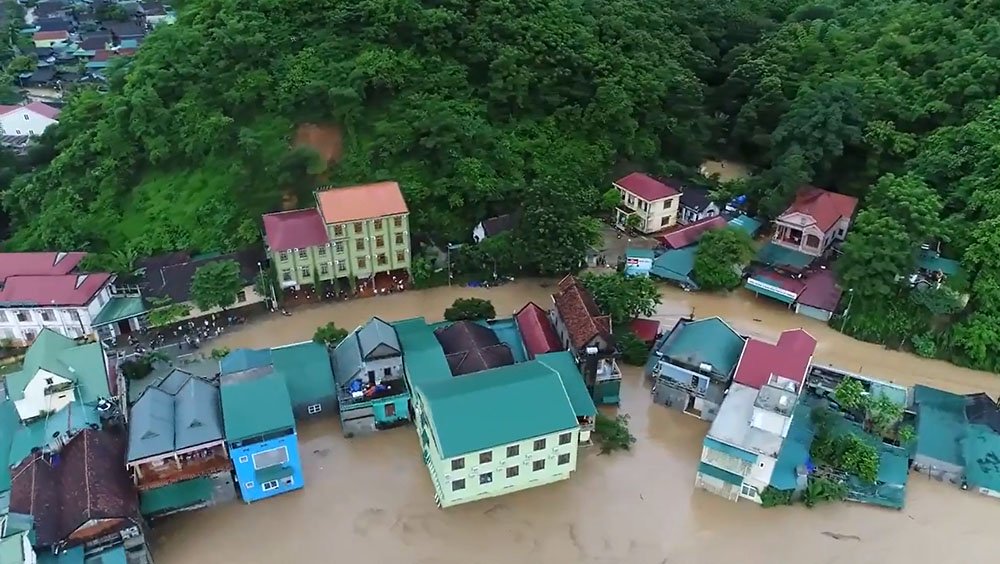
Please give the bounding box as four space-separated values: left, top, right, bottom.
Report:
836 210 912 301
580 272 661 325
692 228 755 290
189 260 243 312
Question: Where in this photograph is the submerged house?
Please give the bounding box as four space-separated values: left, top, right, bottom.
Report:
646 317 746 421
695 329 816 503
220 369 303 503
394 317 596 508
331 317 411 436
127 369 230 519
550 276 621 405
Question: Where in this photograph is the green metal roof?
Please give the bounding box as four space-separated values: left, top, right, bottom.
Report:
728 215 763 237
271 341 336 407
220 370 295 441
38 546 84 564
745 278 797 304
770 404 813 491
91 296 147 327
139 477 214 516
626 247 655 260
9 400 100 469
393 317 452 389
219 348 273 376
420 360 578 458
697 461 744 486
535 351 597 418
649 247 698 287
755 242 815 270
914 385 967 465
5 330 109 404
84 545 127 564
255 465 294 483
0 400 18 492
654 317 746 380
0 530 28 563
962 424 1000 493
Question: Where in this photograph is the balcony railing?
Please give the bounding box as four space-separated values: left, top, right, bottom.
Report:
136 450 231 490
595 358 622 382
338 378 408 407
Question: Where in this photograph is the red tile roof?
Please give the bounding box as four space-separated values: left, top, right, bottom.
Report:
33 30 69 41
629 318 661 343
0 102 61 120
0 273 111 306
552 276 613 350
615 172 680 202
659 215 728 249
262 208 329 252
515 302 562 359
0 252 84 283
732 329 816 389
315 181 408 224
795 269 843 312
781 187 858 233
753 269 807 294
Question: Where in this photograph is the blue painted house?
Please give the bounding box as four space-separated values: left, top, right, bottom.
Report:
220 368 303 503
331 317 411 436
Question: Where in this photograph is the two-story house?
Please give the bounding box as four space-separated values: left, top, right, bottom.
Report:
612 172 682 234
222 341 338 420
5 329 112 422
264 181 412 289
770 187 858 257
220 367 303 503
550 276 621 405
646 317 747 422
0 102 60 137
127 369 230 519
331 317 411 436
695 329 816 503
679 186 721 225
0 252 130 345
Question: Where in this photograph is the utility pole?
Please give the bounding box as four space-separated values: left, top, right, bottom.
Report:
840 288 854 332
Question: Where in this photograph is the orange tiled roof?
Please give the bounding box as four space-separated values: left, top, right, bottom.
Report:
315 181 408 224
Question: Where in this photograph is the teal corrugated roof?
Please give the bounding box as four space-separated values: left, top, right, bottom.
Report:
9 400 100 468
6 330 109 404
84 545 127 564
703 437 757 463
535 351 597 418
91 296 147 327
654 317 745 380
220 370 294 441
914 385 967 465
356 317 400 359
420 361 578 457
728 215 763 237
649 247 698 287
127 374 223 462
271 341 336 406
755 242 815 270
393 317 452 388
220 348 273 375
697 461 744 486
962 424 1000 493
626 247 655 259
0 400 18 492
139 477 214 516
916 250 960 276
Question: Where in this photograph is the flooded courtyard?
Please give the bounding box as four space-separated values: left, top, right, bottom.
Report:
151 281 999 564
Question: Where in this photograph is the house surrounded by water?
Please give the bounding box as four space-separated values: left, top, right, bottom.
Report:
331 317 411 436
646 317 747 421
222 341 338 420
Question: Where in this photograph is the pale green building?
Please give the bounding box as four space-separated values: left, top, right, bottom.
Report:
263 181 411 289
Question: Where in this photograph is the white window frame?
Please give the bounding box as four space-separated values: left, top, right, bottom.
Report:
238 455 248 463
558 453 571 465
252 446 289 470
307 404 322 415
261 480 280 492
741 484 759 498
245 481 255 489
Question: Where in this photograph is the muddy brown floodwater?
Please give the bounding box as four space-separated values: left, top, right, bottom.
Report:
152 281 999 564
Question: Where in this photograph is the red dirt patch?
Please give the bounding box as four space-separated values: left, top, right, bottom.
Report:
285 123 343 209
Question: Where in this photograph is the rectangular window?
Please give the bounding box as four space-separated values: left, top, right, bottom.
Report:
317 246 327 256
238 456 249 463
320 263 330 275
479 451 492 464
334 225 344 237
661 216 670 227
279 251 288 261
68 309 81 322
506 445 519 458
533 438 546 451
236 291 247 303
664 199 672 208
451 458 465 471
300 266 310 278
377 253 388 266
374 219 383 229
336 260 346 272
451 479 466 491
558 453 571 465
353 222 363 234
395 233 404 245
479 472 493 485
394 216 403 228
506 466 519 478
396 251 405 262
282 270 292 282
385 402 396 417
334 241 344 253
307 404 322 415
298 249 308 259
375 235 385 247
261 480 280 492
252 446 289 469
245 481 255 489
40 310 55 322
741 484 759 498
356 239 364 252
23 331 36 342
559 432 572 445
532 459 545 472
15 311 29 322
358 257 367 269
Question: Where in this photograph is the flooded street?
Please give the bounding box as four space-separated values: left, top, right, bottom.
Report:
152 281 999 564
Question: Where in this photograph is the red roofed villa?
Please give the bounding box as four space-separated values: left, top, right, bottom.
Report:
550 276 621 405
0 101 61 137
263 181 412 290
772 186 858 257
612 172 683 234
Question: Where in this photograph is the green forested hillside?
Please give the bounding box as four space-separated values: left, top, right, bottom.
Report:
5 0 1000 370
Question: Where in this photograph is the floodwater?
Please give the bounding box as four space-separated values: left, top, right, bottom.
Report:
152 281 999 564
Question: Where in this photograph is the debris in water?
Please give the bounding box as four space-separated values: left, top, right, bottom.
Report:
822 532 861 541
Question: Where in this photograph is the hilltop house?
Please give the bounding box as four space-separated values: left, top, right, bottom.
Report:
331 317 411 436
613 173 682 234
679 186 721 225
646 317 747 421
550 276 621 405
263 181 411 290
220 368 303 503
769 187 858 258
5 329 112 422
127 370 230 519
695 329 816 503
10 429 149 559
394 318 596 508
0 102 60 137
472 212 519 243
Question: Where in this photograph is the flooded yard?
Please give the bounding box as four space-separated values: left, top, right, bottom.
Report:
151 281 999 564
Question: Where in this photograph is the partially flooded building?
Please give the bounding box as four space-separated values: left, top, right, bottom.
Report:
550 276 621 405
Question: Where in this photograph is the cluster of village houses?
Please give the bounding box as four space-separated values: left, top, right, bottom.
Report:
0 177 991 563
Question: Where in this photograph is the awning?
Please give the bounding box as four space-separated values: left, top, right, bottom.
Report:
91 296 147 327
139 477 215 516
255 464 294 483
745 277 798 304
697 461 744 486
